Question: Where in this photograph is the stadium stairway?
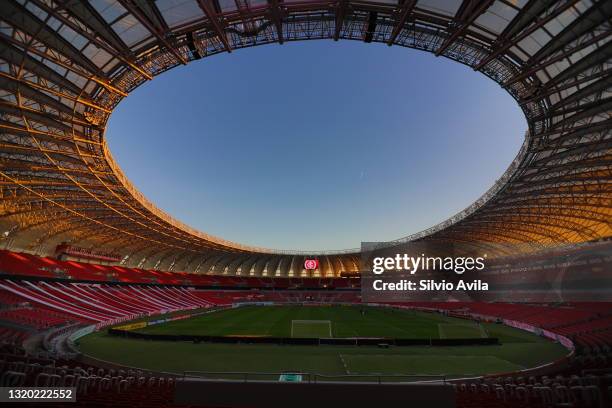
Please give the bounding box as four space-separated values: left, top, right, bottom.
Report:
0 280 213 323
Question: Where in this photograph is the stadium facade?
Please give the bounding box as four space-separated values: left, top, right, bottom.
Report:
0 0 610 277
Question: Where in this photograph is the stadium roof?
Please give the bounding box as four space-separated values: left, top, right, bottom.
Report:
0 0 610 276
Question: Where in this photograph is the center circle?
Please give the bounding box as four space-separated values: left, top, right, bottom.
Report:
106 41 524 252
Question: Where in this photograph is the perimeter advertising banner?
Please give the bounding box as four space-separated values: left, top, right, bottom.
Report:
113 322 147 331
114 310 216 331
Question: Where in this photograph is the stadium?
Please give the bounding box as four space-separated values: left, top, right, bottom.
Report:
0 0 611 407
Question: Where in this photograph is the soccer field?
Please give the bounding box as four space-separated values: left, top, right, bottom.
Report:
78 305 568 378
132 305 486 338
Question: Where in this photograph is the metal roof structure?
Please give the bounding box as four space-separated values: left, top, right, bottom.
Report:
0 0 610 277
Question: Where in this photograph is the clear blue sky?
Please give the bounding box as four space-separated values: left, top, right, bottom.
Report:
107 41 525 252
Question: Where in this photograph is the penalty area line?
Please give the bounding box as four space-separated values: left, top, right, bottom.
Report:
338 354 351 375
437 323 447 339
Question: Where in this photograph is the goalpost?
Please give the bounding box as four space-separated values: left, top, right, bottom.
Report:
291 320 332 338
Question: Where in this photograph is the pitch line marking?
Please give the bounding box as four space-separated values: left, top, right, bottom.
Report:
478 323 489 338
291 320 332 338
437 323 446 339
338 354 350 375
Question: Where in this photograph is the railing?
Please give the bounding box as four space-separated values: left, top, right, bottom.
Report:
182 371 447 384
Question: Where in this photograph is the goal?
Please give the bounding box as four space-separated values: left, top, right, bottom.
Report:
290 320 332 338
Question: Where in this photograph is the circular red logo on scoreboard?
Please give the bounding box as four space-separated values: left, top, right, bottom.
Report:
304 259 319 270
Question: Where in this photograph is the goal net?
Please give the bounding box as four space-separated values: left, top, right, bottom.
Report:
291 320 332 338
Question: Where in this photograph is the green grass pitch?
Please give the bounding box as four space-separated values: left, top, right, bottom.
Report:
78 305 568 379
132 305 479 338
